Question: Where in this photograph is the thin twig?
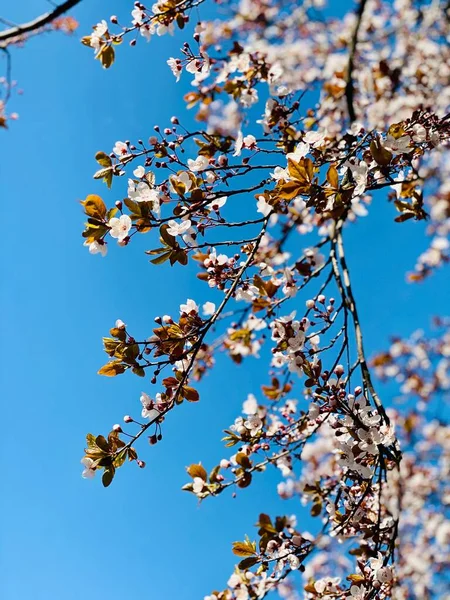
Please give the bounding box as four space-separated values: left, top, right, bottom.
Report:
0 0 82 47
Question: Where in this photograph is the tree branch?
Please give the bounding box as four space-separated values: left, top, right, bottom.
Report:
345 0 368 123
0 0 82 47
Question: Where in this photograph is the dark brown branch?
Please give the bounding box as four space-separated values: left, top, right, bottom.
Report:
330 224 391 425
0 0 82 47
345 0 368 123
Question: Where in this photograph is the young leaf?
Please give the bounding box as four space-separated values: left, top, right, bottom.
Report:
232 541 257 557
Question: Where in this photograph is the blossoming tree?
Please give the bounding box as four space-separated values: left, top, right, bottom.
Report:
10 0 450 597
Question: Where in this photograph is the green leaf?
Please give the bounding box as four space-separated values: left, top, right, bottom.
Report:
132 366 145 377
95 435 110 452
93 167 113 188
209 465 221 483
311 500 322 517
187 463 207 480
257 513 277 534
86 433 98 449
81 194 107 220
124 197 142 216
123 343 139 363
98 361 126 377
127 447 138 461
95 151 112 167
232 540 257 557
237 471 252 488
238 557 259 570
160 224 177 248
98 45 115 69
150 251 172 265
236 453 252 469
113 450 127 468
182 386 200 402
102 466 115 487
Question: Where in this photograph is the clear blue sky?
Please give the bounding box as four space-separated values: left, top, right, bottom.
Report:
1 1 449 599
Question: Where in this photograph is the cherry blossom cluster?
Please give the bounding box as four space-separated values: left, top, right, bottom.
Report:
371 317 450 407
78 0 450 597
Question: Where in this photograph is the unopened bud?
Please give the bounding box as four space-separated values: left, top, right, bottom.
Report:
334 365 345 377
124 415 133 423
112 424 122 432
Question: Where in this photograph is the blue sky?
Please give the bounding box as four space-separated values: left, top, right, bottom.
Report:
1 1 449 599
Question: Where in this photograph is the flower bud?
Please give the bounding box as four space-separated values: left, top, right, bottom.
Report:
334 364 345 377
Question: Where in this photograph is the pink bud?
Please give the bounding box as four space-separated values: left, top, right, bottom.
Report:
334 365 345 377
